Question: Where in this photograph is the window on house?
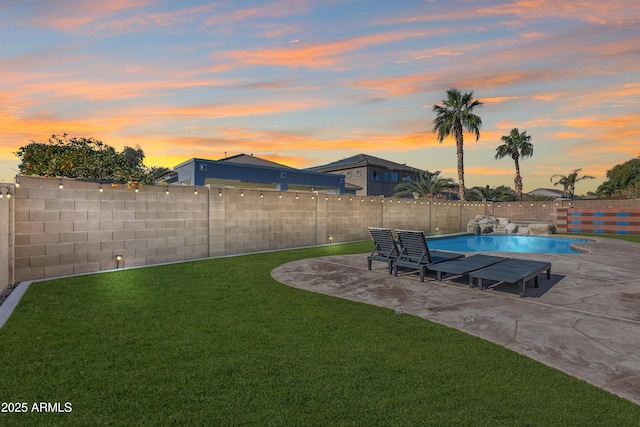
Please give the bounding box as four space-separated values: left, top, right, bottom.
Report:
355 170 361 177
383 171 389 182
391 172 399 182
371 171 380 181
346 171 352 177
199 164 207 172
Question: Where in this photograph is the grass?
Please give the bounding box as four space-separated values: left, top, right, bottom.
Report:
1 241 640 426
572 233 640 243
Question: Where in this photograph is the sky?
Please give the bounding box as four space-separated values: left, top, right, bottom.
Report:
1 0 639 194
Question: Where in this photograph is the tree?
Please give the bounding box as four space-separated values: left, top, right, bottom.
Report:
393 170 455 199
466 185 516 201
550 168 595 199
596 156 640 198
494 128 533 200
14 134 167 185
433 89 483 201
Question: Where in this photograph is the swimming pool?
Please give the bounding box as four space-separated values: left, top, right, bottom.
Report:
428 235 590 254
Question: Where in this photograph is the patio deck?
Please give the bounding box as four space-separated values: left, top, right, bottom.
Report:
272 237 640 406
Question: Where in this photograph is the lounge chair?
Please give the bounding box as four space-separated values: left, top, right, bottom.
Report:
429 254 510 282
393 229 464 282
468 259 551 298
367 227 399 274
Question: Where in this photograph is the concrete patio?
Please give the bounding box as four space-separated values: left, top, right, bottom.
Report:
271 237 640 406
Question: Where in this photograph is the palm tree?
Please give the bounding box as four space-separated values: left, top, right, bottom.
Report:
550 168 595 199
494 128 534 200
467 185 500 201
393 170 455 199
433 89 483 201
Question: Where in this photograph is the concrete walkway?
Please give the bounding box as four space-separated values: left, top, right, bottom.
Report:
271 237 640 406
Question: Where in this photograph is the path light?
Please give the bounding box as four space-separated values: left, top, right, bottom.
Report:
328 236 334 243
115 254 123 269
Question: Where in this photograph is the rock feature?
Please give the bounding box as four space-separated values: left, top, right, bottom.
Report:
466 215 555 236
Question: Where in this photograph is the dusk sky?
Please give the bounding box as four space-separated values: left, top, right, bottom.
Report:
1 0 639 194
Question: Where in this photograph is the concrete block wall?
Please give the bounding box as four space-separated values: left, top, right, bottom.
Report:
325 194 384 244
220 188 318 255
5 175 639 290
0 191 12 293
13 176 209 283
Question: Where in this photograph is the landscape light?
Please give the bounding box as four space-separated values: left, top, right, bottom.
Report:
115 254 123 269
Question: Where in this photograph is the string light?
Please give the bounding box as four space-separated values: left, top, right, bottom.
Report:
59 180 64 189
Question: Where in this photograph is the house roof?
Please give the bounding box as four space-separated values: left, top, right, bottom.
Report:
527 188 565 198
219 154 296 170
306 153 423 173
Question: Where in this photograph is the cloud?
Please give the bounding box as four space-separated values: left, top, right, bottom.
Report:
213 29 430 69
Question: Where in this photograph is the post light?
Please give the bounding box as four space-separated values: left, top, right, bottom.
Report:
328 236 334 243
115 254 123 269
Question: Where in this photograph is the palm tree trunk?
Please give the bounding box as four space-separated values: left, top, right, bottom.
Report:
513 157 522 200
454 121 465 201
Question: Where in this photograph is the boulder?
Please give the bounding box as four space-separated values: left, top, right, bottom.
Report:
517 226 529 235
467 220 481 235
529 223 556 235
497 217 511 227
505 223 519 234
480 224 493 234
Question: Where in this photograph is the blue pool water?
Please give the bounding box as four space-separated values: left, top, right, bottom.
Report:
428 235 589 254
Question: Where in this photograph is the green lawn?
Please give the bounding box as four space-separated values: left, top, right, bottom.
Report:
572 233 640 243
1 241 639 426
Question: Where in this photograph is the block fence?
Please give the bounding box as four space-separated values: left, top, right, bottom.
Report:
1 175 639 293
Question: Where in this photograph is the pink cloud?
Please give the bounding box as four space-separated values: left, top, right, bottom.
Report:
214 29 431 69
